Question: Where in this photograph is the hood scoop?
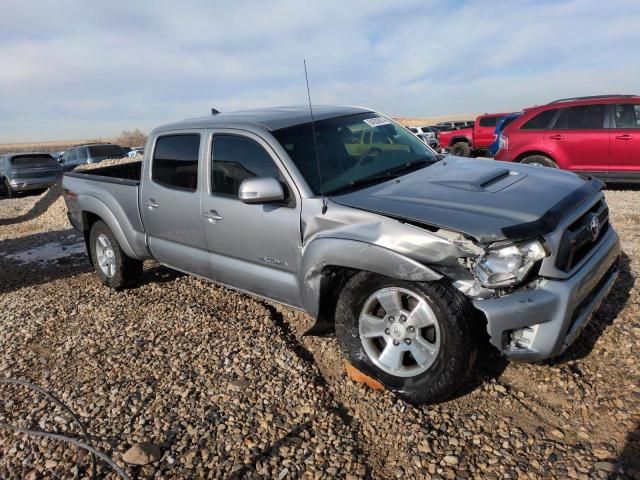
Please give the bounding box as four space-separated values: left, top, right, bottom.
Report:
431 167 525 193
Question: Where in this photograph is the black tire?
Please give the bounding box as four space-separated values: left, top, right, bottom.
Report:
3 178 15 198
89 220 142 290
450 141 471 157
520 155 558 168
335 272 478 404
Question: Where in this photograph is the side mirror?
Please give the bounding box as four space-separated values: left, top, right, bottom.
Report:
238 177 284 204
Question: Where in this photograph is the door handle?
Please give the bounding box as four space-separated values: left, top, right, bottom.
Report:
145 199 160 209
549 134 564 140
615 134 633 140
202 210 223 222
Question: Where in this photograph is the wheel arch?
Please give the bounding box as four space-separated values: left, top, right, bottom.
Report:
77 196 139 259
300 238 442 332
514 150 558 165
448 136 471 148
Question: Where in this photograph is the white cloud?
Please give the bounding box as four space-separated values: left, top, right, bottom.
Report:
0 0 639 142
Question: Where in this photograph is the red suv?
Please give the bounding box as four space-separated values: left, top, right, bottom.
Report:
495 95 640 182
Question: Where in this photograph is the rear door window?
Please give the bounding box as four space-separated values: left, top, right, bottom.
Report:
553 104 606 130
614 104 640 128
521 109 557 130
151 134 200 191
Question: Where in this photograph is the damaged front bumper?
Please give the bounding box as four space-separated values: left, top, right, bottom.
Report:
472 227 620 361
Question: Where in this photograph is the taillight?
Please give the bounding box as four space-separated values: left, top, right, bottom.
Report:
498 134 508 151
64 189 77 200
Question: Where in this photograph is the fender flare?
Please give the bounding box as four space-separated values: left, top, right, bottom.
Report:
299 237 442 318
450 136 471 146
78 195 140 259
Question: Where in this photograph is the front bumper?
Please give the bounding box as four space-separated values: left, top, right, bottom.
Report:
8 176 59 192
473 227 620 361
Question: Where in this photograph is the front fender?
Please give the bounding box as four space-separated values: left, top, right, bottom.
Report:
299 237 442 318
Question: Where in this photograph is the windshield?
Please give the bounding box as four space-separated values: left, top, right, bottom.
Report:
272 112 438 195
10 155 57 167
88 145 125 158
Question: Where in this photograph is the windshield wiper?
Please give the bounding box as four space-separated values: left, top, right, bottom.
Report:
326 159 431 196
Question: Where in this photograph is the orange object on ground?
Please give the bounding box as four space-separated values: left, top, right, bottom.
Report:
345 362 385 391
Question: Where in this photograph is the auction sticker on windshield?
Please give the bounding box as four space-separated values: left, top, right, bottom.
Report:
363 117 392 127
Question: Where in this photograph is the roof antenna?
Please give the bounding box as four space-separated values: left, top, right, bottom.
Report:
304 59 327 214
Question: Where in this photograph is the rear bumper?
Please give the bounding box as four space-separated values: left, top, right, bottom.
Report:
473 227 620 361
8 175 60 191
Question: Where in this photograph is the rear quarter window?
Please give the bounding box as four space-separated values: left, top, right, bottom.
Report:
521 109 558 130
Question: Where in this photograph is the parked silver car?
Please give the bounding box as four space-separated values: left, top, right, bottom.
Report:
0 153 61 198
63 106 620 404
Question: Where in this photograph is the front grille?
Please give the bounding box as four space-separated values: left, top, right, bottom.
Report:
555 199 609 272
567 260 618 334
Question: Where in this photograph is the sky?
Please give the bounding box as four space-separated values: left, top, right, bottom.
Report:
1 0 639 143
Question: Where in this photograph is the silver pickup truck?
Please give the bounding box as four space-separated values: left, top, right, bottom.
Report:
63 106 620 404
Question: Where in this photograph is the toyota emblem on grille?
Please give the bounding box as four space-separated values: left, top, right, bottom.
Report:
589 215 600 241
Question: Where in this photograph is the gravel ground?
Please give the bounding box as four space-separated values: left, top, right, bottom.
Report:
0 183 638 479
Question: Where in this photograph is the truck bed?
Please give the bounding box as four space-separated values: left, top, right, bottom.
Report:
64 160 142 185
62 160 150 260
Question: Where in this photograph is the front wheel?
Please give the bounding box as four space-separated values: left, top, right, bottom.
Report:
89 220 142 290
335 273 478 404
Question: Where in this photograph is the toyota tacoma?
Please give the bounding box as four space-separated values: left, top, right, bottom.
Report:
63 106 620 404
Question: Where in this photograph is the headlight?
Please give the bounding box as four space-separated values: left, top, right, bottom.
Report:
473 240 547 288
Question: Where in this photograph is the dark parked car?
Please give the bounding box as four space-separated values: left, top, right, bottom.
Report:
0 153 61 198
58 143 128 172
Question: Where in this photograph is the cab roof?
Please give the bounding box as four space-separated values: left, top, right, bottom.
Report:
154 105 373 133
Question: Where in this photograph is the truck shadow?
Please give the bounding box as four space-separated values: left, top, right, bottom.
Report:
549 250 633 364
0 228 91 294
0 228 185 294
0 184 62 226
619 423 640 478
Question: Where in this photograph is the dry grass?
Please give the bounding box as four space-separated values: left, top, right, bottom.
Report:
0 138 116 155
393 113 480 127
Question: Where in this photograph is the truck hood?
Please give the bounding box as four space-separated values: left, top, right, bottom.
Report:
331 156 602 244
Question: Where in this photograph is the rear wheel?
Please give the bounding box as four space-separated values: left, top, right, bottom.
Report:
450 142 471 157
520 155 558 168
89 220 142 289
335 272 479 404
